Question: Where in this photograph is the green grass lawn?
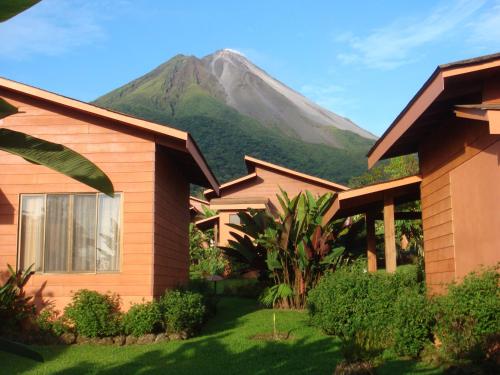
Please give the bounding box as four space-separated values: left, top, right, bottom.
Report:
0 298 442 374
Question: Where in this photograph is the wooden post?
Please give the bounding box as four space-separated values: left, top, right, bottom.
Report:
366 211 377 272
214 222 219 247
383 195 397 273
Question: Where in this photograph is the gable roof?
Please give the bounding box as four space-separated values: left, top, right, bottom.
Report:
189 196 210 216
189 196 210 206
204 155 348 199
0 77 219 193
324 175 422 222
367 52 500 168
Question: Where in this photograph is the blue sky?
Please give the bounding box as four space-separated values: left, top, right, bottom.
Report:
0 0 499 136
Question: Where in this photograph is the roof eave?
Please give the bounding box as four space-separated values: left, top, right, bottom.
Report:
367 53 500 168
244 155 349 191
0 77 220 192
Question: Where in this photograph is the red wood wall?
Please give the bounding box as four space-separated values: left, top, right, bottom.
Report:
0 88 188 311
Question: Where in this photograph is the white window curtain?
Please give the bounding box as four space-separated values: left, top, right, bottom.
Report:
72 195 97 272
44 195 69 272
19 196 45 271
19 193 122 273
97 194 121 272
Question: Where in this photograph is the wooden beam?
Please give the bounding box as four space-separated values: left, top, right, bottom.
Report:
383 195 397 273
366 212 377 272
454 107 488 122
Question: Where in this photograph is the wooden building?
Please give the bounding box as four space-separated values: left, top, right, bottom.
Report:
0 77 219 310
325 53 500 293
200 155 347 246
189 196 210 221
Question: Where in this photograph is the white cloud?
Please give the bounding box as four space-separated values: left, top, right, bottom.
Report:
468 0 500 47
335 0 488 70
0 0 126 60
300 84 356 116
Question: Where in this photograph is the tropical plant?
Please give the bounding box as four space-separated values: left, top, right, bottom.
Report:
0 264 35 332
224 189 350 309
201 205 217 218
189 224 228 278
0 0 39 22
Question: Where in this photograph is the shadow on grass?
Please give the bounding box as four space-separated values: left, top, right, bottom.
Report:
377 359 443 375
49 335 340 375
0 298 341 375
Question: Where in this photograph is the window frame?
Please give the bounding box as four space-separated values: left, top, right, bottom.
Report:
17 192 124 274
228 213 241 225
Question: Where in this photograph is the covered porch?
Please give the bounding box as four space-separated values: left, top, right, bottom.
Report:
324 175 422 272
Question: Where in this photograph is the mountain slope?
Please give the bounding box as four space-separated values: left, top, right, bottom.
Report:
202 49 375 146
94 50 375 184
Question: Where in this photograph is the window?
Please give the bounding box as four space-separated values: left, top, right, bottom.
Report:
229 214 241 225
19 193 122 273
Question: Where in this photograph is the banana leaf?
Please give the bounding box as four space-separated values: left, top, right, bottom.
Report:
320 247 345 265
0 98 18 119
266 250 282 271
0 128 114 196
0 0 40 22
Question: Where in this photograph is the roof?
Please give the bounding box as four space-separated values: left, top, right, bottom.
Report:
245 156 349 190
209 197 269 210
0 77 219 193
189 196 210 217
204 155 348 199
323 175 422 222
194 215 220 231
189 195 209 205
204 173 257 199
367 52 500 168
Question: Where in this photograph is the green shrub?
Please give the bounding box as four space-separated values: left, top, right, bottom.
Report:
51 317 71 336
434 267 500 360
186 279 218 316
393 288 433 357
36 309 54 332
64 289 121 338
0 265 35 333
159 290 206 333
308 262 424 354
36 308 71 336
122 301 162 337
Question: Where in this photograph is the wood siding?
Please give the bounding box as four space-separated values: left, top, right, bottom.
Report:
216 165 344 246
420 116 499 294
153 147 190 297
0 89 158 311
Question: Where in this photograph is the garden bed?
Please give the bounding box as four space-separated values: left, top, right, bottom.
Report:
0 298 442 374
1 330 191 346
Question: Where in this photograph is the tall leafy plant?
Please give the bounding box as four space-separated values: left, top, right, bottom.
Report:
224 190 350 308
189 224 228 278
0 264 35 332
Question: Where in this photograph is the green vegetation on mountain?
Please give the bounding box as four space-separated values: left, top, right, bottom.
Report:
94 54 375 185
